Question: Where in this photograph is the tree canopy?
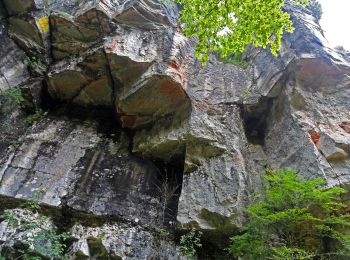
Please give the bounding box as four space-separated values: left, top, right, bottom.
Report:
175 0 309 63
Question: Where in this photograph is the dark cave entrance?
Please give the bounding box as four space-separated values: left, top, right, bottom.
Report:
153 151 185 227
240 97 274 146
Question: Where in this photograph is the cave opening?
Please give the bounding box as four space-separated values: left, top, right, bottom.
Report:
240 97 274 146
153 151 186 228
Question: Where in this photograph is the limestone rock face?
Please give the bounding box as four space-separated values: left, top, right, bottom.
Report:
0 209 183 259
0 114 180 227
68 223 183 259
0 20 29 88
0 0 350 258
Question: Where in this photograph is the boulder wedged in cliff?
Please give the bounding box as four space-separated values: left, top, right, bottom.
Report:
118 63 190 128
50 10 117 60
48 48 113 106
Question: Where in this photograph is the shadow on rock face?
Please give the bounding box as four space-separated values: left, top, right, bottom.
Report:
0 105 186 228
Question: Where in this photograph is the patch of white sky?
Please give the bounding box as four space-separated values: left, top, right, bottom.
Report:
318 0 350 50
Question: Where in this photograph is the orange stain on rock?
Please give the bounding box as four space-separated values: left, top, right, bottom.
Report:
340 122 350 134
169 60 179 70
105 36 123 52
309 130 320 144
299 60 338 79
158 80 185 101
121 115 137 128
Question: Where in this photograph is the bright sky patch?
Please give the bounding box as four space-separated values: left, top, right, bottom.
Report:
318 0 350 50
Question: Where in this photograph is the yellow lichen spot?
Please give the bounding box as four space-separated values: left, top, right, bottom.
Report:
36 16 49 33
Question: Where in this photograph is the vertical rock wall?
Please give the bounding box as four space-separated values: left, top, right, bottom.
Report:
0 0 349 258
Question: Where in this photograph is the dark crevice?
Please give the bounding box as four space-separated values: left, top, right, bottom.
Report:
103 50 118 109
40 78 54 111
240 97 275 145
103 48 125 137
152 150 185 228
0 1 8 21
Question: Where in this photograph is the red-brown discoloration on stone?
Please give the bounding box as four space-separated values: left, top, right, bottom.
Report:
105 36 123 52
192 100 221 115
51 16 71 27
158 80 185 102
298 60 339 79
121 115 137 128
340 122 350 134
169 60 179 70
296 59 344 92
309 130 320 144
117 76 190 129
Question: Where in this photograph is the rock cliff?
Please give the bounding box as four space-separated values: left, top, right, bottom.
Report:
0 0 349 259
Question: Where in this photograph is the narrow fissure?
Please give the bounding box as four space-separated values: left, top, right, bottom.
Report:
152 150 185 228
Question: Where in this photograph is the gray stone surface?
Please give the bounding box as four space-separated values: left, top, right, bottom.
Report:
68 223 184 259
0 209 57 258
0 21 29 89
0 114 180 227
0 209 183 259
0 0 349 258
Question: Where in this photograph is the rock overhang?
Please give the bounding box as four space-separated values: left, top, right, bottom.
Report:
0 0 350 246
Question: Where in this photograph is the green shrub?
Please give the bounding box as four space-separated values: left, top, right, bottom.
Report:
1 193 69 259
154 228 170 238
22 191 42 211
0 87 24 107
229 168 350 259
179 228 203 258
26 109 45 124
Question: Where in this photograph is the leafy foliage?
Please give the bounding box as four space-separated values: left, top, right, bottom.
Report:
154 228 171 238
179 228 203 258
174 0 309 63
1 193 69 259
229 168 350 259
0 87 24 107
26 109 45 125
22 191 42 211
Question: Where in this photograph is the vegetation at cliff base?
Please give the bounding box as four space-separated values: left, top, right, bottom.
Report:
229 169 350 259
174 0 317 63
0 192 69 260
0 87 24 107
179 228 203 258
